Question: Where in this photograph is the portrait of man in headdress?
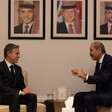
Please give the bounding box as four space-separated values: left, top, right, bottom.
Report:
100 2 112 35
14 1 39 34
57 1 82 34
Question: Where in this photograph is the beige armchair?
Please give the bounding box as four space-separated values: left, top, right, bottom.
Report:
97 106 112 112
0 71 46 112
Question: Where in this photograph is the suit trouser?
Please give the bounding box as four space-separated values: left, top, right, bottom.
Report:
73 91 104 112
0 93 37 112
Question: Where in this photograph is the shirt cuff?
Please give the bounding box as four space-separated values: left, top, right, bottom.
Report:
19 90 22 95
85 75 89 80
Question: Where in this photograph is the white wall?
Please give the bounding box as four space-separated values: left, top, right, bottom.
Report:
0 0 112 98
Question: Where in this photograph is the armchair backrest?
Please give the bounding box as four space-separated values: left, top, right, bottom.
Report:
22 71 28 86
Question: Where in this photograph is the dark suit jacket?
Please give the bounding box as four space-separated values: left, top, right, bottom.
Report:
57 21 68 33
0 60 26 95
85 54 112 106
14 23 32 34
100 23 108 34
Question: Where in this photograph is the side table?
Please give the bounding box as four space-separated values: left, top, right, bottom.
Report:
45 100 65 112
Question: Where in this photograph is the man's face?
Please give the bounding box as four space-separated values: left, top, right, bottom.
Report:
62 8 76 23
106 10 112 23
7 48 20 64
19 8 34 24
89 44 101 61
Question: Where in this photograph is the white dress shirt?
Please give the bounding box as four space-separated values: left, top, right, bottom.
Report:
86 54 105 80
23 21 33 33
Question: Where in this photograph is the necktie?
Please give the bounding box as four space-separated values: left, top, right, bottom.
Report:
109 25 112 34
10 65 15 83
95 62 101 75
69 24 74 34
24 25 29 34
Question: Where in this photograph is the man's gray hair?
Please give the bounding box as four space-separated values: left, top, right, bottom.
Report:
4 43 19 58
92 41 106 53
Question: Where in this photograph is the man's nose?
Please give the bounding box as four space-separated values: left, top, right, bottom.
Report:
25 12 29 17
89 52 91 56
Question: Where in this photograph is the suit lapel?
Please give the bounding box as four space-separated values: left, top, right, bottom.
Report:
105 24 108 34
100 54 108 70
94 62 101 75
2 61 11 78
63 22 68 33
29 25 33 33
3 61 16 87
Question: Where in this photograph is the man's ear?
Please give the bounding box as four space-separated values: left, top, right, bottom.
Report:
7 51 12 57
98 48 102 53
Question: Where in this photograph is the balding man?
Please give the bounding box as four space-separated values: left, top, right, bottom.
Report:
72 41 112 112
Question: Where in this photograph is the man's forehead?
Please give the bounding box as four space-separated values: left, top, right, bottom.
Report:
20 8 34 11
63 8 75 11
90 44 95 49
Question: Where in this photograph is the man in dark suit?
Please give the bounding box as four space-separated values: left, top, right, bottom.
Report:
100 4 112 34
0 43 37 112
57 1 81 34
14 1 39 34
71 41 112 112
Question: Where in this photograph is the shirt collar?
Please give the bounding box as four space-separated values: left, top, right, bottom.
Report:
108 22 112 27
5 59 13 68
23 21 33 28
65 21 74 27
108 22 112 32
99 54 105 64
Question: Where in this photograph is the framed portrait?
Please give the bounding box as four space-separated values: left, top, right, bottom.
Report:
94 0 112 40
8 0 45 39
51 0 88 39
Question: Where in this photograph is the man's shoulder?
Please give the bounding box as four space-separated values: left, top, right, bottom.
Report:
100 23 108 28
57 21 68 33
0 60 7 70
14 64 21 69
100 23 108 34
14 23 23 33
0 60 5 66
14 23 23 29
57 21 65 26
104 54 112 62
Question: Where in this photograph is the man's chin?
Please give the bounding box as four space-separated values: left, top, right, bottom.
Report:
91 57 96 61
24 20 32 24
15 60 19 63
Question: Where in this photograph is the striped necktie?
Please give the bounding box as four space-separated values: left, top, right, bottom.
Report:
24 25 29 34
109 25 112 34
69 24 74 34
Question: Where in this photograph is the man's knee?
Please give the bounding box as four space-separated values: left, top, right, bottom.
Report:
28 93 37 102
11 93 20 102
75 92 84 100
74 92 84 106
84 94 93 104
